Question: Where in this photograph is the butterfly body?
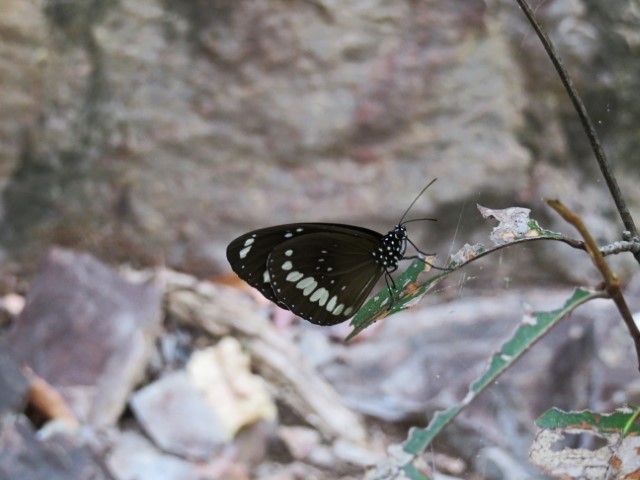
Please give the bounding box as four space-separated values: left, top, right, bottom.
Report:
226 223 409 326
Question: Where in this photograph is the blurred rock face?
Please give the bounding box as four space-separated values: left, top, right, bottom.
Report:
7 248 162 427
0 0 638 282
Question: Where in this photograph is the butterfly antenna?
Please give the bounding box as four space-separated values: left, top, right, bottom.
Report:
401 217 438 225
398 178 438 225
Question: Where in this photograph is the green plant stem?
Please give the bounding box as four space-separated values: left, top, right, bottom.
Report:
515 0 640 265
547 199 640 372
622 406 640 436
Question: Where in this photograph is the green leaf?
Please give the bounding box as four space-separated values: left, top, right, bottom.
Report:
402 463 431 480
536 406 640 435
399 287 605 462
346 205 582 339
530 406 640 478
346 259 448 340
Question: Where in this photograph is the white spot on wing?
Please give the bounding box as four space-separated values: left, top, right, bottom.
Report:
310 288 329 306
296 277 316 290
286 271 303 282
326 295 337 312
285 232 293 238
285 249 293 256
263 270 271 283
244 238 255 246
333 304 344 315
344 307 353 316
303 282 316 296
239 246 251 259
282 261 293 271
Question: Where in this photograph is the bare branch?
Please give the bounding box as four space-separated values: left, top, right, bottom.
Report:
515 0 640 264
547 199 640 372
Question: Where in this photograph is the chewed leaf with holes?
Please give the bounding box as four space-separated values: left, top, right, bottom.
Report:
347 258 446 340
530 406 640 479
347 205 582 339
448 243 486 268
477 205 562 244
376 288 606 479
228 203 581 335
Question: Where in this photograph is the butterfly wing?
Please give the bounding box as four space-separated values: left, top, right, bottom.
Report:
227 224 319 308
227 223 381 309
267 231 385 326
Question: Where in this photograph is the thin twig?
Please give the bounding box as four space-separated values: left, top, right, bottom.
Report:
515 0 640 264
600 240 640 257
547 199 640 372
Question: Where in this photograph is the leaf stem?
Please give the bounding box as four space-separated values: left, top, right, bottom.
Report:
622 406 640 436
546 199 640 372
515 0 640 264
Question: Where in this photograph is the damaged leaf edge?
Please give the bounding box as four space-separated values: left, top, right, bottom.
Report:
396 287 605 475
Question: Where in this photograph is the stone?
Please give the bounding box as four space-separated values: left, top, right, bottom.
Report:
7 248 162 427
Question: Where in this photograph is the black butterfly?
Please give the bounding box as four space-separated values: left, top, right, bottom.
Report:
226 180 438 326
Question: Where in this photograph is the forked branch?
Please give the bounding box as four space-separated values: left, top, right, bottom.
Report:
547 199 640 371
515 0 640 265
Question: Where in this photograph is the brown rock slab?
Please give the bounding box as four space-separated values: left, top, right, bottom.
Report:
6 248 162 427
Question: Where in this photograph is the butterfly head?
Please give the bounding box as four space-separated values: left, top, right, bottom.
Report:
393 224 407 240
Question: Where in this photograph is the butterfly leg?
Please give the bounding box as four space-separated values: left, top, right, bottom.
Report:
404 238 452 271
406 237 437 257
403 254 452 271
384 271 398 310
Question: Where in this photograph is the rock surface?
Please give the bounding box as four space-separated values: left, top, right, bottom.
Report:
7 248 162 427
0 0 636 282
0 416 114 480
